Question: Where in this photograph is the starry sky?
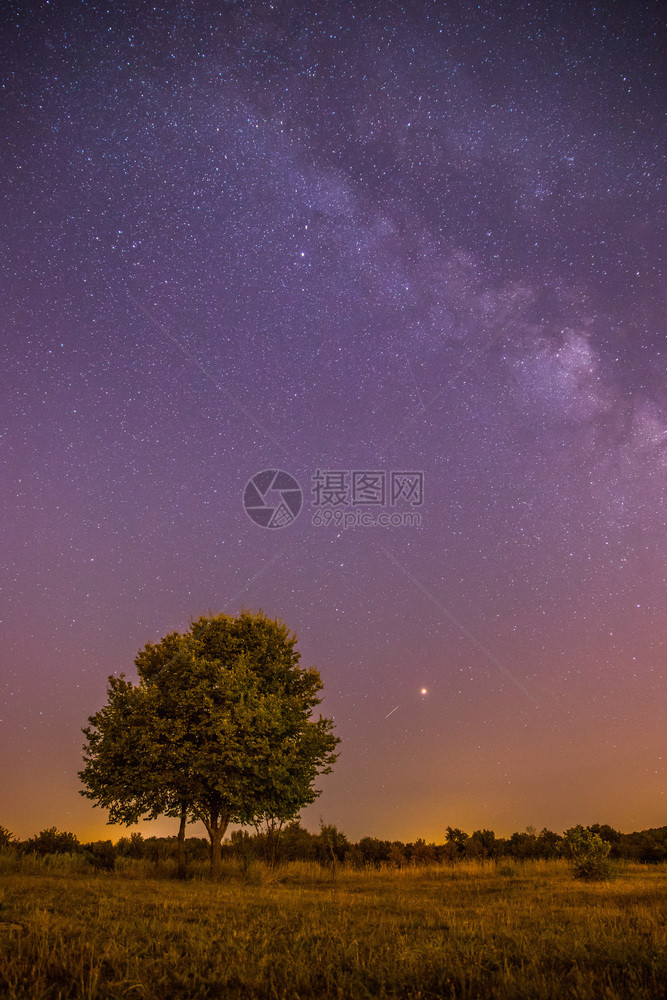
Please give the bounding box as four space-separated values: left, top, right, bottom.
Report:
1 1 665 843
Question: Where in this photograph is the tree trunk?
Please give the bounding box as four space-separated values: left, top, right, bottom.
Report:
270 820 284 869
176 800 187 879
204 810 229 876
210 833 223 874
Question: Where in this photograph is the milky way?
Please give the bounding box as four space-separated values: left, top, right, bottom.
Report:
1 1 664 841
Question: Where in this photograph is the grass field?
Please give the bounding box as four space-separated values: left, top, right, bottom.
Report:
0 858 664 999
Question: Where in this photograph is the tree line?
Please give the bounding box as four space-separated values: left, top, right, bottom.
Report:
2 822 665 870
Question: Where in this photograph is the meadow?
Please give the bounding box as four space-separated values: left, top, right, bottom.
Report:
0 855 664 999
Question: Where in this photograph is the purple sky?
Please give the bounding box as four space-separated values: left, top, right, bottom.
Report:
1 0 664 843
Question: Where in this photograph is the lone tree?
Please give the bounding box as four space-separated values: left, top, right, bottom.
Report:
79 610 339 874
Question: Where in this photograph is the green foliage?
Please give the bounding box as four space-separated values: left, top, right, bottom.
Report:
24 827 81 856
230 830 255 872
279 821 318 862
79 610 339 871
79 675 172 826
561 825 613 880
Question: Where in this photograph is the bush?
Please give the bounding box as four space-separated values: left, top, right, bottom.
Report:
345 846 365 869
230 830 256 872
116 833 145 859
357 837 391 866
561 826 612 881
0 826 16 849
24 827 81 856
410 838 437 865
316 824 349 868
387 842 406 868
83 840 116 871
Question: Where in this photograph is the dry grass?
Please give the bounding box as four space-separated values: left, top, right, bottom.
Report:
0 858 664 998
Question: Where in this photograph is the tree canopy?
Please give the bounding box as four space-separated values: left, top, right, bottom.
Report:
79 610 339 872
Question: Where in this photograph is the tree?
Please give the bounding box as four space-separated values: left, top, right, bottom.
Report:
587 824 621 857
80 610 340 874
25 828 81 856
535 827 561 859
506 829 538 859
468 829 498 859
316 823 349 872
357 836 391 867
445 827 469 857
561 825 612 880
411 838 437 865
387 841 406 868
279 821 318 862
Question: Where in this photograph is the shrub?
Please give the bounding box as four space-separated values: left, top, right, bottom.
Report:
316 824 349 869
357 837 391 866
116 832 146 859
561 825 612 881
0 826 16 849
230 830 256 873
25 827 81 856
411 838 437 865
345 845 365 868
387 842 406 868
83 840 116 871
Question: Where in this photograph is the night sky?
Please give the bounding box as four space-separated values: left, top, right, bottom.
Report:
1 1 664 844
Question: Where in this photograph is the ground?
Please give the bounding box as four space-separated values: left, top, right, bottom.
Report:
0 859 664 999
